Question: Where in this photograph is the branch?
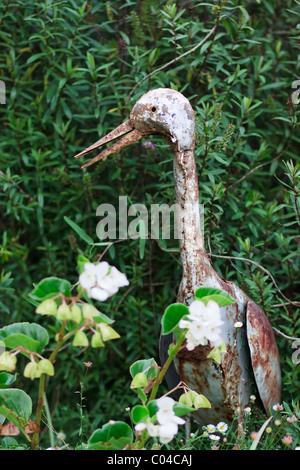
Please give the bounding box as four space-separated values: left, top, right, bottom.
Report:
0 170 33 201
226 121 296 191
272 327 299 341
208 252 300 307
125 26 217 107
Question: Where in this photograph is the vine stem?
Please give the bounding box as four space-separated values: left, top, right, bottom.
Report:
134 333 185 450
31 374 46 450
31 320 68 450
149 333 185 402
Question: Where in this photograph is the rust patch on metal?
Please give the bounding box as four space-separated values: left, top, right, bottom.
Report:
174 347 236 426
177 343 212 362
246 300 281 412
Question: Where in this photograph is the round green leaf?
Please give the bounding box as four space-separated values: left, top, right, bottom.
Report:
0 322 49 355
29 277 72 301
88 421 133 450
147 400 158 417
131 405 149 424
0 388 32 421
129 358 158 381
161 303 189 335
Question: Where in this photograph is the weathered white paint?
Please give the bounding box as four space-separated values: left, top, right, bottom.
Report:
130 88 195 151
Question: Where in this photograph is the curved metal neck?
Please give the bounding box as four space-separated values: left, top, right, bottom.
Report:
173 149 213 302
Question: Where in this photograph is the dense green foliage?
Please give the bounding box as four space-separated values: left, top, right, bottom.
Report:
0 0 299 449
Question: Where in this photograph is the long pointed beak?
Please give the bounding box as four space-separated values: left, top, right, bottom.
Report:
74 120 144 169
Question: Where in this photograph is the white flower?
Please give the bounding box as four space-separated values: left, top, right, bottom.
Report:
79 263 98 290
147 422 160 437
273 403 284 411
134 421 160 437
234 321 243 328
216 422 228 433
158 422 179 444
79 262 129 301
95 262 115 294
179 300 224 350
155 396 185 444
209 434 220 441
135 422 147 432
206 424 216 433
135 396 185 445
89 286 109 301
156 396 176 424
57 431 66 442
108 266 129 288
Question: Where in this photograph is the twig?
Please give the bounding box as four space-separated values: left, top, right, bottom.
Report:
226 121 296 191
208 252 299 307
125 26 217 107
272 327 299 341
97 235 139 261
271 301 300 308
0 169 33 201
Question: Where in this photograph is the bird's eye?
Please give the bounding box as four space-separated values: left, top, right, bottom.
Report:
151 107 157 112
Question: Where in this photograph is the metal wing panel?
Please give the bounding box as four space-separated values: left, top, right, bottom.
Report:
246 301 281 413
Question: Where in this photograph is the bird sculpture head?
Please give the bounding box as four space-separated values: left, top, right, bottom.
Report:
74 88 196 168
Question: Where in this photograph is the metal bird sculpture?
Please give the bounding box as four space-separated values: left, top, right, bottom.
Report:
74 88 281 426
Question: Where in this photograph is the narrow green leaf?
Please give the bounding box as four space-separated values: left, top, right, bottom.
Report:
200 294 237 306
64 216 94 245
0 372 17 388
173 402 195 416
138 220 146 259
194 287 236 306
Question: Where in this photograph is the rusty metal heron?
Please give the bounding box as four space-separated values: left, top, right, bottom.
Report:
74 88 281 426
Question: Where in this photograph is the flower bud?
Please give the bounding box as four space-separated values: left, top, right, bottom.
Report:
73 330 89 347
70 305 82 324
82 303 99 319
36 299 57 316
24 361 41 380
91 331 104 348
56 304 72 320
130 372 148 389
38 359 54 376
99 324 120 342
0 351 17 372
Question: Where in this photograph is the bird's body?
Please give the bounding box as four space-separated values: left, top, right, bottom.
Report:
75 88 281 426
